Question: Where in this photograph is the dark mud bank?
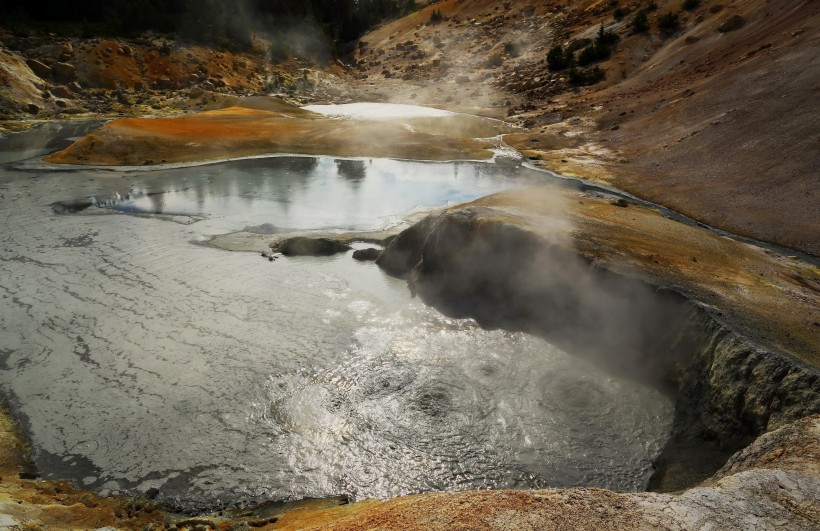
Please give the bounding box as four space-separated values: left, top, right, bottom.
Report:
376 207 820 491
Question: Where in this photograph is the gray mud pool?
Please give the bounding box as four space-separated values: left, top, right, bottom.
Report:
0 122 672 507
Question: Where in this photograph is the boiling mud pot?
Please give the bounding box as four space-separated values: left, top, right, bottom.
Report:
0 123 672 508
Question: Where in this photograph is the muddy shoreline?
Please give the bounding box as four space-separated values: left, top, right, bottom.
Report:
370 204 820 488
1 203 817 526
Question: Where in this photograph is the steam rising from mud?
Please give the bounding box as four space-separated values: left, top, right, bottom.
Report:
383 195 692 387
0 124 675 507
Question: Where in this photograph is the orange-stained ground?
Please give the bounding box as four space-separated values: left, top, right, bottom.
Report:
45 103 498 166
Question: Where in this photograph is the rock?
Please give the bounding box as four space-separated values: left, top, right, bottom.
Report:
718 15 746 33
352 248 381 261
26 58 52 79
24 103 40 114
52 62 77 81
51 85 75 99
567 38 591 53
116 92 133 105
270 237 352 256
0 515 20 528
69 81 83 92
51 200 94 213
683 88 695 97
685 35 700 44
60 42 73 56
133 80 145 91
376 216 437 277
156 76 173 89
248 517 278 527
610 198 629 207
320 416 820 530
55 99 67 108
174 518 217 529
188 87 204 98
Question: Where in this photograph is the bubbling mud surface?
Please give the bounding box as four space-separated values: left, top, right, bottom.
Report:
0 123 672 507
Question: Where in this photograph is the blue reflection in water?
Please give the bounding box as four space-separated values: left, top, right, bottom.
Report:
103 156 549 232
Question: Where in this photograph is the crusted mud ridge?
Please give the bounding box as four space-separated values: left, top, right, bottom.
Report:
375 204 819 486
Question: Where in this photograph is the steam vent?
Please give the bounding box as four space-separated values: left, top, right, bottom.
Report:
0 0 818 529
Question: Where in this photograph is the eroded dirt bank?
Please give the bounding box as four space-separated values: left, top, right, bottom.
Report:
385 187 819 367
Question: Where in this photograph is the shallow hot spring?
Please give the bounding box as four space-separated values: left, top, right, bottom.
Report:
0 121 672 508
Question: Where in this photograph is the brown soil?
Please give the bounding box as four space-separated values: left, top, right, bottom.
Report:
571 0 820 257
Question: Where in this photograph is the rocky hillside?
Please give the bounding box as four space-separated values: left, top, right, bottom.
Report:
0 31 351 125
350 0 819 255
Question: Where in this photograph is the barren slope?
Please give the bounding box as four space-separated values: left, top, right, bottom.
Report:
352 0 820 255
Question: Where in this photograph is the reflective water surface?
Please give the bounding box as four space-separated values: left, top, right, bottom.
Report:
95 156 545 236
0 123 672 507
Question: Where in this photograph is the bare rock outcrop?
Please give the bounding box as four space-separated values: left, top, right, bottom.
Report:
0 50 45 119
718 14 746 33
52 61 77 81
25 58 51 79
51 85 75 99
352 247 381 261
